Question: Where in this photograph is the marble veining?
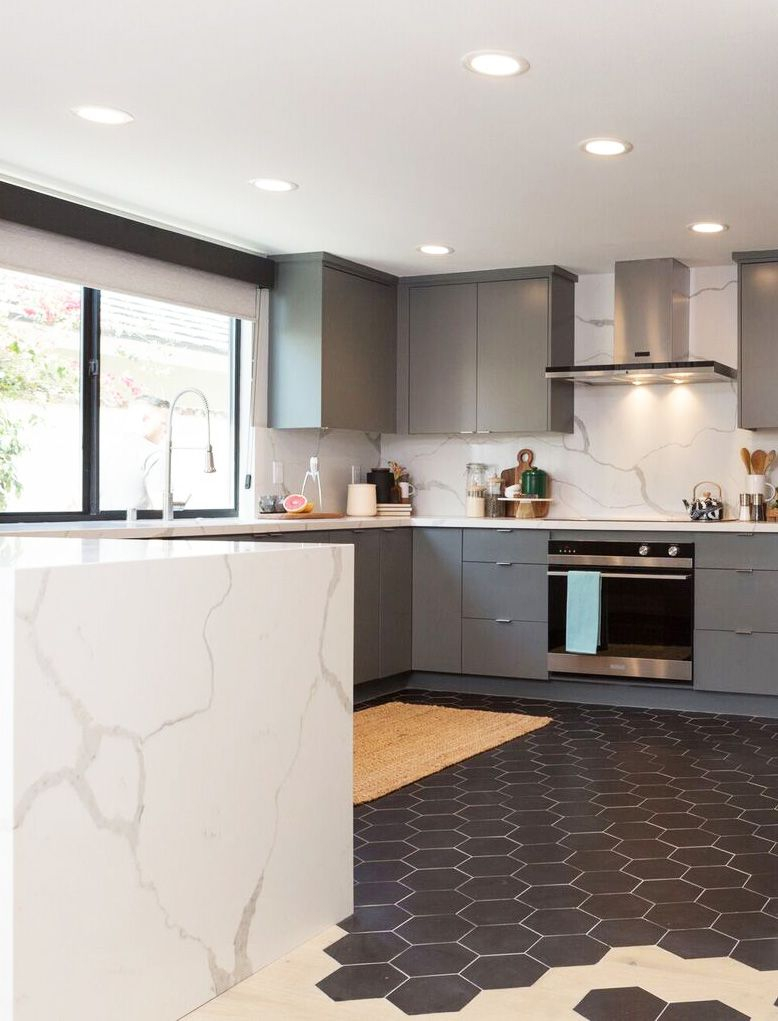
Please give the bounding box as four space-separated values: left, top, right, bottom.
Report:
382 266 778 521
3 539 354 1020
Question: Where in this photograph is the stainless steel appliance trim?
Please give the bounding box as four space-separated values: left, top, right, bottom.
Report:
548 570 691 581
548 553 693 569
547 651 692 682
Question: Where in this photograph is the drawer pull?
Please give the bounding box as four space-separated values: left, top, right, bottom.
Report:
735 628 753 635
496 561 512 567
495 618 512 624
735 568 754 574
496 529 512 533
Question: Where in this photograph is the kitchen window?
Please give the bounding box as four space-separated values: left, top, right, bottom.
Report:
0 266 240 520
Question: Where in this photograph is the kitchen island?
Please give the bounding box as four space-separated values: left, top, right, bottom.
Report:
0 536 353 1021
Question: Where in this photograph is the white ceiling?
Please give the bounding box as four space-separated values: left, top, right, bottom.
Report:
2 0 778 275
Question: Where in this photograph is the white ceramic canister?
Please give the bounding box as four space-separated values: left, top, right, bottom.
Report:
346 483 378 517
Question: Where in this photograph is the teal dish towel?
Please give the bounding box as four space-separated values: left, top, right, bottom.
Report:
565 570 601 654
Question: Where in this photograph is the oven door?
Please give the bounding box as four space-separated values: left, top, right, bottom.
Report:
547 566 693 682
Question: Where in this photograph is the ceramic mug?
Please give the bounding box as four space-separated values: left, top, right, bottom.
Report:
398 481 416 499
746 474 776 502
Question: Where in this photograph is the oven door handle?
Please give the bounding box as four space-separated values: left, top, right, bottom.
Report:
547 570 691 581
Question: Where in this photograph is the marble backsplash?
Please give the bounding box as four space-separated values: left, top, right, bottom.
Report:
258 265 778 520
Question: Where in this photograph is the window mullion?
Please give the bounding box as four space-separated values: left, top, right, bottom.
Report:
81 288 101 515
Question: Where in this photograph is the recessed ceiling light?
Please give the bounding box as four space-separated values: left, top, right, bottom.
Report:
462 50 530 77
249 178 299 192
580 137 633 157
71 105 134 125
688 221 729 234
417 244 454 256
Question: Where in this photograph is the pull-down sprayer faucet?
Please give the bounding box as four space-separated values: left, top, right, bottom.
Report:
162 388 216 521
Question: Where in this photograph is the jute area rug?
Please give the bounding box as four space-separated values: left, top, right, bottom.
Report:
354 701 552 804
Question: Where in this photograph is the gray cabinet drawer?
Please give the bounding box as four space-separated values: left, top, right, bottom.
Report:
695 629 778 696
463 528 548 564
694 533 778 570
412 528 463 673
462 619 547 680
696 568 778 633
462 562 547 622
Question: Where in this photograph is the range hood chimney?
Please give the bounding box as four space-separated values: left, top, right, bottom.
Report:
546 258 737 385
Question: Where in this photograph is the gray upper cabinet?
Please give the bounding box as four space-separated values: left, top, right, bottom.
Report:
402 266 576 435
269 252 397 431
735 253 778 429
408 283 477 433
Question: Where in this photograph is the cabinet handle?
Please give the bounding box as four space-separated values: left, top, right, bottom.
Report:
735 628 753 635
735 568 754 574
496 561 512 567
738 533 754 538
495 618 512 624
497 529 512 533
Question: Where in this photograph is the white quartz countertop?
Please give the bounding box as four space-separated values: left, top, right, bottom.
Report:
2 514 778 539
0 536 335 571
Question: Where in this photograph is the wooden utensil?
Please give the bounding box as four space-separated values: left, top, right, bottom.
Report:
500 449 535 494
751 449 767 475
765 450 776 475
740 447 752 474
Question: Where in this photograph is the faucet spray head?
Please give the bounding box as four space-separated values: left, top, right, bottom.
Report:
205 445 216 473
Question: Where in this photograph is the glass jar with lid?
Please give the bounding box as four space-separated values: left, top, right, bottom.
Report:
465 462 487 518
485 474 503 518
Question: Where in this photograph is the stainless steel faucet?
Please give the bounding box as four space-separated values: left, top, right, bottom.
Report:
162 388 216 520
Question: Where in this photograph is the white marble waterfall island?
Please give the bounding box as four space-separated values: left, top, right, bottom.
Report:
0 536 354 1021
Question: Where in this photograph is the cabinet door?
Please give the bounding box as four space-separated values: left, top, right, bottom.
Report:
328 530 380 684
463 528 548 564
696 568 778 633
322 267 397 432
740 262 778 429
412 528 463 673
462 562 547 622
379 528 413 677
476 278 549 432
409 284 477 433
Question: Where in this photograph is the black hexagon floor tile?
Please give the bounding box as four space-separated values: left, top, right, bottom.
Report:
659 1002 750 1021
574 985 666 1021
321 691 778 1010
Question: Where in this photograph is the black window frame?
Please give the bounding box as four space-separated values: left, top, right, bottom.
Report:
0 284 241 523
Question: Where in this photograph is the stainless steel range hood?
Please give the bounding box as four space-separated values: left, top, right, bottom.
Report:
546 258 737 386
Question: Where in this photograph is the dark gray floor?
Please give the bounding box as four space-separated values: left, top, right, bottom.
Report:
318 689 778 1016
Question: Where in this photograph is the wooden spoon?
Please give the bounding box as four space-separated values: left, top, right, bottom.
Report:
765 450 776 475
751 449 767 475
740 447 753 474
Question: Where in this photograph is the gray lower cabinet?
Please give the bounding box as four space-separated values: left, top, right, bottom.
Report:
328 530 381 684
269 252 397 432
408 283 478 434
737 257 778 430
379 528 413 678
695 630 778 696
412 528 463 673
462 620 547 680
462 562 547 623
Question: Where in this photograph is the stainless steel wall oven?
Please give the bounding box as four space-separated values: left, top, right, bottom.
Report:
547 539 694 683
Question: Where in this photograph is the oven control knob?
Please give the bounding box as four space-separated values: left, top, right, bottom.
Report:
639 544 650 556
668 545 679 557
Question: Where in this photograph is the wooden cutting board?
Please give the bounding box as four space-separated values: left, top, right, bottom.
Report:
500 448 534 493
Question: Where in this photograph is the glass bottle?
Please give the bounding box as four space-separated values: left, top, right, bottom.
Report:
465 462 487 518
485 474 503 518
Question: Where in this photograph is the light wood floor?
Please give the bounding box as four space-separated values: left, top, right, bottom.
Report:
185 924 778 1021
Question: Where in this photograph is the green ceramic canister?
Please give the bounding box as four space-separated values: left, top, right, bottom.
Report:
521 465 548 498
